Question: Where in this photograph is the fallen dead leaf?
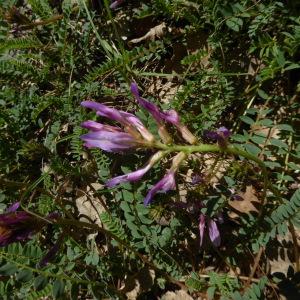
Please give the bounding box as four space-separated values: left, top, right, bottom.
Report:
75 186 106 226
120 267 155 300
161 290 195 300
129 22 166 44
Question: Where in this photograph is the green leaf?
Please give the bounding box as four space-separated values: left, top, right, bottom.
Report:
264 161 281 169
16 269 33 282
185 276 204 291
257 89 269 99
290 188 300 207
270 138 288 149
0 262 17 276
284 63 300 71
232 134 249 142
53 279 65 299
34 275 48 290
276 124 294 132
226 17 243 32
231 291 243 300
256 119 273 126
287 162 300 170
207 286 216 300
250 134 266 145
240 116 255 125
244 143 261 156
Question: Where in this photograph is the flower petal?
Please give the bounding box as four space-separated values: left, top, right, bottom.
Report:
6 202 20 213
106 165 151 187
208 219 221 247
106 151 164 187
205 127 231 142
0 211 30 225
81 101 125 124
130 82 140 98
199 214 206 246
110 0 125 9
218 126 231 139
130 83 164 123
81 120 122 132
160 110 180 126
81 130 137 152
144 171 176 206
124 114 154 142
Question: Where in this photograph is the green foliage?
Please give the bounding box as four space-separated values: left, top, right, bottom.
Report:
100 211 127 242
0 0 299 298
27 0 53 18
232 276 268 300
0 37 42 53
252 189 300 252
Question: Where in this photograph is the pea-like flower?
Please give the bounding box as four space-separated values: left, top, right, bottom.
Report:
205 126 231 147
143 152 186 206
144 171 176 206
81 101 154 152
130 83 197 144
199 213 222 247
106 151 165 187
0 202 58 247
80 86 198 206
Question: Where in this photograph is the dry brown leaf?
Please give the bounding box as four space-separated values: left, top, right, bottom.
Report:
75 185 106 226
129 22 166 44
120 268 155 300
161 290 195 300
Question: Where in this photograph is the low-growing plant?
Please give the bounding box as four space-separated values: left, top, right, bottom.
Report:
0 0 299 299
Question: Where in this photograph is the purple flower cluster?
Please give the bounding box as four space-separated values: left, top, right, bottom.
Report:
0 202 58 247
81 83 195 205
0 202 34 246
81 83 231 247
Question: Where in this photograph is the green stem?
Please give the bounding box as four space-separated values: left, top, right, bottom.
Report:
153 142 280 198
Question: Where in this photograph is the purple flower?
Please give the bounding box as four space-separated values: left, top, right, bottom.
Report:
199 214 206 246
106 165 151 187
217 127 231 139
121 113 154 142
81 130 138 152
81 101 155 152
81 120 122 133
131 83 180 126
144 171 176 206
0 203 33 246
106 151 164 187
0 202 57 247
205 126 231 147
231 194 243 201
110 0 125 9
191 174 204 185
130 82 197 144
81 101 128 125
130 83 165 124
199 214 221 247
